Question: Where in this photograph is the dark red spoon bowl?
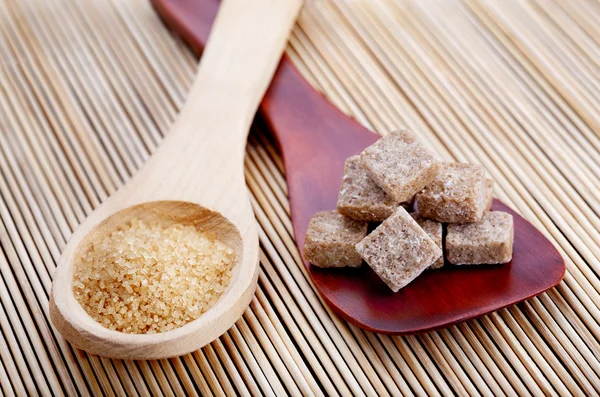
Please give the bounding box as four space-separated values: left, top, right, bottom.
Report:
151 0 565 334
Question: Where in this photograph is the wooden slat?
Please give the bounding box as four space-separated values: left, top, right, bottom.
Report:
0 0 599 394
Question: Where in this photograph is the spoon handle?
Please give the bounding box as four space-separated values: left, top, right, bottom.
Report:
152 0 375 170
163 0 303 160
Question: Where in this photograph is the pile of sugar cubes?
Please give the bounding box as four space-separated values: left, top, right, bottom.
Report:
303 129 514 292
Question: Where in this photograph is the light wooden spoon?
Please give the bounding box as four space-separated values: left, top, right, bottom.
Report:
49 0 303 360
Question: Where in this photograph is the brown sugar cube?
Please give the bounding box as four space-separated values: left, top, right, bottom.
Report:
411 213 444 269
484 178 494 212
446 211 513 265
360 129 440 203
303 211 368 268
416 162 489 223
355 207 443 292
337 156 399 222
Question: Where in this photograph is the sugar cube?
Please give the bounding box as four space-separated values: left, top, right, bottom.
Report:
337 156 398 222
411 213 444 269
360 130 440 203
446 211 513 265
484 177 494 211
303 211 368 268
355 207 443 292
416 162 489 223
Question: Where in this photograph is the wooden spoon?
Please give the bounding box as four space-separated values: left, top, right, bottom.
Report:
154 0 565 335
49 0 303 359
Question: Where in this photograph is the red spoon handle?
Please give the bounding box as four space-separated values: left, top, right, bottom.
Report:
151 0 216 54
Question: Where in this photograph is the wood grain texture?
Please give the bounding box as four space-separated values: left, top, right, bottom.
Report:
152 0 566 334
49 0 302 359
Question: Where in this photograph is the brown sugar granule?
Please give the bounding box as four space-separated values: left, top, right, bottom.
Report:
446 211 513 265
73 219 236 334
355 207 442 292
416 162 489 223
411 213 444 269
304 210 368 268
337 155 398 222
360 129 440 203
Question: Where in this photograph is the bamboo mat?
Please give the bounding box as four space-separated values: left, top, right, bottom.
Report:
0 0 599 394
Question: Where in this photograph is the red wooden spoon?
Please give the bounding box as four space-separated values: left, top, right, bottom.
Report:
151 0 565 333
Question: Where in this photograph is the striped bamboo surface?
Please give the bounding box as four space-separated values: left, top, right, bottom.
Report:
0 0 599 395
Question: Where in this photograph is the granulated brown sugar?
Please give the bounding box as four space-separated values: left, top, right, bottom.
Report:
73 219 236 334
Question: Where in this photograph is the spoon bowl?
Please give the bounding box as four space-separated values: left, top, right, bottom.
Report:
49 0 303 359
51 199 248 359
